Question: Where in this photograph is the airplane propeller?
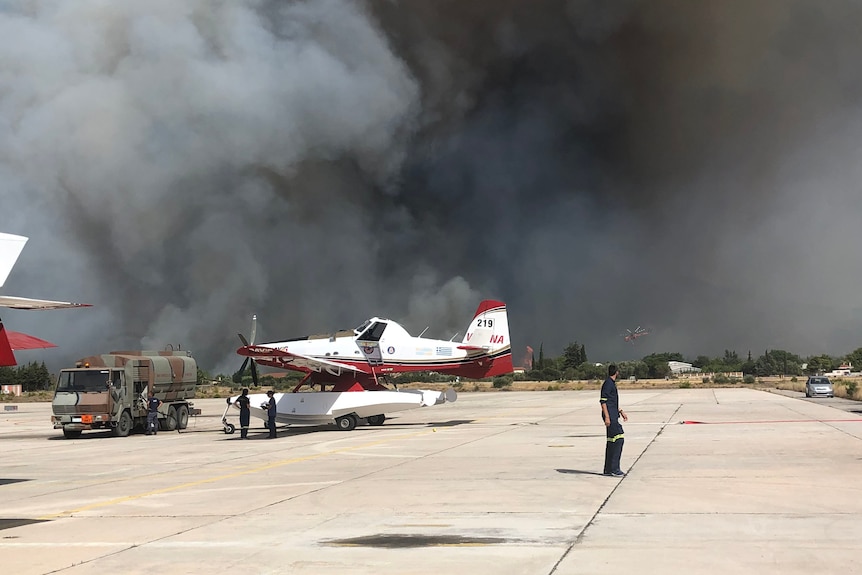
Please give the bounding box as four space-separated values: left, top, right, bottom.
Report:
237 314 259 387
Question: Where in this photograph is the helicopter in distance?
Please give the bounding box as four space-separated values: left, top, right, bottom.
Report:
622 326 650 344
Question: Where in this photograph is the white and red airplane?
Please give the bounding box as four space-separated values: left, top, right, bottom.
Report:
0 232 91 366
221 300 512 433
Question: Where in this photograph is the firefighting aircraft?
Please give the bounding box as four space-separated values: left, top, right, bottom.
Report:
221 300 512 433
0 232 91 366
622 326 650 344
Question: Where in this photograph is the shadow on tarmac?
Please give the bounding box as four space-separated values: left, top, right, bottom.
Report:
556 468 607 476
0 478 30 486
218 419 476 440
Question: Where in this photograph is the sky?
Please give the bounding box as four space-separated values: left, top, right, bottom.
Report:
2 0 862 373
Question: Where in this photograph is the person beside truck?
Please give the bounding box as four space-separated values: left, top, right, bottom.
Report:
145 391 162 436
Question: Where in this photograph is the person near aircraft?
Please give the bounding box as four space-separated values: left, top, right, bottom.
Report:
146 391 162 436
265 389 277 438
234 388 251 439
600 364 628 476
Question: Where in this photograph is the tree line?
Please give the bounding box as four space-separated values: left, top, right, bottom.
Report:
0 362 53 391
520 344 862 381
218 343 862 385
6 344 861 394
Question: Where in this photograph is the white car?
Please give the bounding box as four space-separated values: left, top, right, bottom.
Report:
805 377 834 398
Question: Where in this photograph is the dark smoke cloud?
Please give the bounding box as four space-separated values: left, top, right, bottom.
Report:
3 0 862 373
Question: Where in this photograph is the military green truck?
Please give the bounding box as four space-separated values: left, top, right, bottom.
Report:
51 350 200 439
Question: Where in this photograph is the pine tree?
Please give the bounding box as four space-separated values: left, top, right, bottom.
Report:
562 342 580 370
37 362 51 390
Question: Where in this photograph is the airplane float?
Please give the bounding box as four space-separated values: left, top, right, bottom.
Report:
220 300 512 433
0 232 91 366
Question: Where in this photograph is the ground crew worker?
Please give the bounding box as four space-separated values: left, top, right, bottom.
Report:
146 391 161 436
600 364 628 476
265 390 277 439
234 388 251 439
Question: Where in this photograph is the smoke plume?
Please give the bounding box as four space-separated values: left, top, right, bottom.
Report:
2 0 861 372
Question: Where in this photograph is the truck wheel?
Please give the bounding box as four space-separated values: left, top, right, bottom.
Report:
63 428 82 439
112 411 132 437
160 406 178 431
367 414 386 426
335 414 357 431
177 405 190 429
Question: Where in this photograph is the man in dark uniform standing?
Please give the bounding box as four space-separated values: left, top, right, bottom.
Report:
146 391 161 436
600 364 628 476
234 388 251 439
265 389 277 439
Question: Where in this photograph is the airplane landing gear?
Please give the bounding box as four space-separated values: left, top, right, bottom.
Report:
335 414 357 431
366 414 386 426
221 398 236 434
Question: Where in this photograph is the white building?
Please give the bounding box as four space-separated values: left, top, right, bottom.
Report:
668 361 702 375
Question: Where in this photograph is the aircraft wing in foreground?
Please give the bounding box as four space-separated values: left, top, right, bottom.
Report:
0 321 58 366
0 295 91 310
0 232 91 366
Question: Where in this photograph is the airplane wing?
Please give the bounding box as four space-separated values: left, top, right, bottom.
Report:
238 345 371 375
0 320 56 367
0 296 92 310
5 330 57 350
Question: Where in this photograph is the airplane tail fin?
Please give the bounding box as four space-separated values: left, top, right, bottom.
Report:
0 233 28 289
456 300 513 378
462 300 510 351
0 320 18 367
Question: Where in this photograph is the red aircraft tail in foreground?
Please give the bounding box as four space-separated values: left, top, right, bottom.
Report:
0 232 90 366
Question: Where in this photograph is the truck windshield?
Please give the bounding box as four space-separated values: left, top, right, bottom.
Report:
56 370 111 393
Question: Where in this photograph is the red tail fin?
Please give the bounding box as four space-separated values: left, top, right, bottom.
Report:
0 321 17 367
445 300 513 379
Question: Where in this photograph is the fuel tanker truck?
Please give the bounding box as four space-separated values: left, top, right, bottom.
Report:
51 350 200 439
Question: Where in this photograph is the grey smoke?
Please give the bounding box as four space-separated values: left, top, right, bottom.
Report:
2 0 861 373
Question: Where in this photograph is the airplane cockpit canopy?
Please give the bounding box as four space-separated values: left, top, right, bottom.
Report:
356 319 387 342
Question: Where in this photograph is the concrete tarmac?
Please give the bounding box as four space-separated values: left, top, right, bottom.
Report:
1 388 861 574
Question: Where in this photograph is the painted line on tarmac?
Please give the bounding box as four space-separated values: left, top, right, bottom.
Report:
548 403 683 575
0 542 132 548
38 429 433 520
681 418 862 425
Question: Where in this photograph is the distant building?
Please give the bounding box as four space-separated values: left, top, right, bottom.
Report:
668 361 702 375
1 384 22 396
825 362 854 377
